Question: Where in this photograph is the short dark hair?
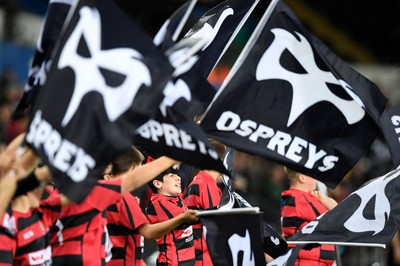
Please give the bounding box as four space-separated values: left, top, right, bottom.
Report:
283 166 300 184
208 138 227 160
147 167 179 193
110 146 144 176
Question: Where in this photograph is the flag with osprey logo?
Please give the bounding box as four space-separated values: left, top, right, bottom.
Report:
133 0 260 174
182 0 259 80
161 0 260 117
24 0 174 202
153 0 197 51
12 0 73 119
288 167 400 248
199 208 266 266
200 0 387 188
380 106 400 168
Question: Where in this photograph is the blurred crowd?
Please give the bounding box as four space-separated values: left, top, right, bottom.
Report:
0 69 29 151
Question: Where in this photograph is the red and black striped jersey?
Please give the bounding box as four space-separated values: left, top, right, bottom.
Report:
281 188 335 266
183 171 221 266
0 207 15 266
146 193 195 266
106 192 148 266
51 178 122 266
13 190 62 265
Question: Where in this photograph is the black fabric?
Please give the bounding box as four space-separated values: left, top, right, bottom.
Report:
134 0 260 176
14 172 40 198
13 1 72 119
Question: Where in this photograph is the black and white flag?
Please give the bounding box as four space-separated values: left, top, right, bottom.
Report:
153 0 197 51
24 0 174 202
182 0 259 79
164 0 260 117
380 106 400 167
288 167 400 248
134 0 260 174
199 208 266 266
200 0 387 188
13 0 73 119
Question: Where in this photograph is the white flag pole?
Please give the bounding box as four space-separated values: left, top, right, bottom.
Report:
172 0 197 42
197 206 260 217
207 0 260 76
287 241 386 249
200 0 281 122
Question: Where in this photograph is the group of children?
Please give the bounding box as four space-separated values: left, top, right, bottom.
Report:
0 133 228 266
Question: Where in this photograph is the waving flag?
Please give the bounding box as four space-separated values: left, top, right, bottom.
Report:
24 0 174 202
288 167 400 248
12 0 73 119
200 0 387 188
380 106 400 167
134 0 260 175
182 0 259 79
199 208 266 266
153 0 197 51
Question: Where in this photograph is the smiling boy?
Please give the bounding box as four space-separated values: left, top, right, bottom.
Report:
146 168 196 266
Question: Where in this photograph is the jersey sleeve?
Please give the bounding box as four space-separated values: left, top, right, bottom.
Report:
117 193 149 230
184 181 203 210
297 193 326 223
85 178 123 211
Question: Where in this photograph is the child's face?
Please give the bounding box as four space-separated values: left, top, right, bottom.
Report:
159 173 181 196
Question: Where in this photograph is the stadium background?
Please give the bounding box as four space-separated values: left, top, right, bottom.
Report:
0 0 399 265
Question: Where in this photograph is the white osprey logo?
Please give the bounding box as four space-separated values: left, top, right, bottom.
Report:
160 8 234 113
256 28 365 127
186 8 233 51
159 79 192 117
58 6 151 126
344 169 399 235
228 230 255 266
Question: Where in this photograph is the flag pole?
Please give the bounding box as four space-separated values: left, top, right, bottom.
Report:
317 181 342 266
172 0 197 41
287 241 386 249
200 0 281 122
197 206 260 217
208 0 260 76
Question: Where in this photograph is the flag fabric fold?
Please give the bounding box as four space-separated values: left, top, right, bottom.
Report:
12 0 74 119
153 0 197 51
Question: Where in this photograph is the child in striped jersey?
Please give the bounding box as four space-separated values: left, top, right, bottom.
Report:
280 167 337 266
104 147 198 266
49 153 185 266
183 139 227 266
146 167 196 266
